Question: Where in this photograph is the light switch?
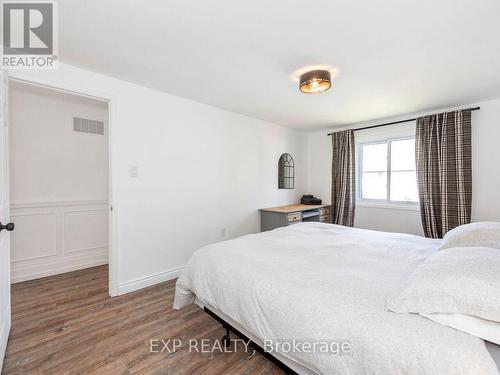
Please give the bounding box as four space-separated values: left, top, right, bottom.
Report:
129 166 138 178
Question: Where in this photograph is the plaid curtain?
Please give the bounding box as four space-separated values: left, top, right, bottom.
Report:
415 110 472 238
331 130 356 226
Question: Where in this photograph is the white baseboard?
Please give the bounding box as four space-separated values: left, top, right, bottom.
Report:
12 254 108 283
117 266 185 295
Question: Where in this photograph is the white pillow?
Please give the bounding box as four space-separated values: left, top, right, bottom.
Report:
421 313 500 345
440 222 500 250
386 247 500 322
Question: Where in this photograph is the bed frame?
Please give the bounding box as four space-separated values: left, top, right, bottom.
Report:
204 307 299 375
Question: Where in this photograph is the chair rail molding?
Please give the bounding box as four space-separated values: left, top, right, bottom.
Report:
11 199 109 209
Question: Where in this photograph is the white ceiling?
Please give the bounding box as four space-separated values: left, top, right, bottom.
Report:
59 0 500 130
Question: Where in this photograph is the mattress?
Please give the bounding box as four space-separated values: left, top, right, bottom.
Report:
201 301 500 374
175 222 499 374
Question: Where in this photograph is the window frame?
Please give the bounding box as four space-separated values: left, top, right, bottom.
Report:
357 136 419 207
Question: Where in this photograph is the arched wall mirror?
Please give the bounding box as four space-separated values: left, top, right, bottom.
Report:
278 153 294 189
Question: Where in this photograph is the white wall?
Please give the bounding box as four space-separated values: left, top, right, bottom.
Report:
471 99 500 222
308 98 500 235
10 81 109 203
10 64 307 294
9 81 109 282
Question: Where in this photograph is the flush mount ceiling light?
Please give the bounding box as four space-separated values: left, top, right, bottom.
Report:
299 69 332 94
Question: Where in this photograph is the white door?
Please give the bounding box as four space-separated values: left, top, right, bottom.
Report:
0 71 13 371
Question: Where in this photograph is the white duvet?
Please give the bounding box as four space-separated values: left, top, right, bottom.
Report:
174 222 499 375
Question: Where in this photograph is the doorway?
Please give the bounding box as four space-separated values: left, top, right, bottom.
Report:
8 79 112 291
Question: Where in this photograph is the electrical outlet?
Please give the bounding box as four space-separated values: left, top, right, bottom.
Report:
220 228 227 238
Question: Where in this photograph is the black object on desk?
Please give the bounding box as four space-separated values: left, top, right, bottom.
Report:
301 195 322 205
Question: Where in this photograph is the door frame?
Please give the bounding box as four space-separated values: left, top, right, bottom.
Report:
6 74 118 297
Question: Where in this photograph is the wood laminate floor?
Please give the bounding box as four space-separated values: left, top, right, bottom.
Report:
2 265 285 375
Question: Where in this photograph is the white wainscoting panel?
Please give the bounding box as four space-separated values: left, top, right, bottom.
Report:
64 208 108 254
10 200 108 283
11 212 57 262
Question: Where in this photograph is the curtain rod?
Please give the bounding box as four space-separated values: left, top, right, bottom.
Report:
327 106 480 136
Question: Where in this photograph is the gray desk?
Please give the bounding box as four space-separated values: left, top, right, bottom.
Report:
259 204 331 232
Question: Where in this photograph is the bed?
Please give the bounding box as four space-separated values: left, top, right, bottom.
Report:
174 222 500 374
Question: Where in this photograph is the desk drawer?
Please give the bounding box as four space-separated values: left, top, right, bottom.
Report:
320 214 330 223
288 212 302 223
319 207 330 216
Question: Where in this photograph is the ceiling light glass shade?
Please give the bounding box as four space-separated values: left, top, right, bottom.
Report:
299 70 332 94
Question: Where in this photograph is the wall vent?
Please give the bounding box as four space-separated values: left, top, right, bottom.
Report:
73 117 104 135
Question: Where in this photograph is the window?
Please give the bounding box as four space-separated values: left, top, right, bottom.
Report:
358 137 419 204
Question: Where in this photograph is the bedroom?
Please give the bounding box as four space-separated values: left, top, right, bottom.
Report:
0 0 499 374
